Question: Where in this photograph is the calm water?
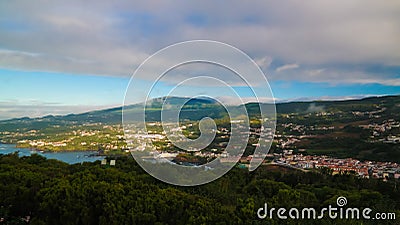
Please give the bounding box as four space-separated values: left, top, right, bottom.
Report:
0 143 105 164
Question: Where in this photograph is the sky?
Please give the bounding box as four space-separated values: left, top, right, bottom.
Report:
1 1 400 120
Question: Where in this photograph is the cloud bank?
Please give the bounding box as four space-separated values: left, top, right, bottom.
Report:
0 0 399 86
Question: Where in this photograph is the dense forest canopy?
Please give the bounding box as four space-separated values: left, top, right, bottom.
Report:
0 154 399 224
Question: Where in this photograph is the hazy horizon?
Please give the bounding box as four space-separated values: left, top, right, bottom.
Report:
0 94 396 121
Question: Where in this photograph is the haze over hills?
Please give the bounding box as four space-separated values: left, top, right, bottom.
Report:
1 95 399 131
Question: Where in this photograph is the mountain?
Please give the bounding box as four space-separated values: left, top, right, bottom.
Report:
0 96 226 132
1 95 399 132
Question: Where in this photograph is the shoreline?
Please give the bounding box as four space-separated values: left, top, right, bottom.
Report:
0 143 112 156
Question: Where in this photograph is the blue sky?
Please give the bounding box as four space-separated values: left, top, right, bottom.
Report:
1 1 400 119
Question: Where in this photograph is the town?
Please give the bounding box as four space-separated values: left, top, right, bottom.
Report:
1 96 400 181
268 150 400 181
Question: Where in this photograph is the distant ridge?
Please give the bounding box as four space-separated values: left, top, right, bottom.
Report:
1 95 399 130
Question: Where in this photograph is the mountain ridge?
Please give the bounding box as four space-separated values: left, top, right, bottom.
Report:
1 95 399 125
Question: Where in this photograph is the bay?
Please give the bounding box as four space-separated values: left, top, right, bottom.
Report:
0 143 105 164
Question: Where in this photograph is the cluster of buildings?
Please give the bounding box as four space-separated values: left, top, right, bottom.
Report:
351 106 386 118
12 125 126 151
275 150 400 180
18 139 67 147
3 114 400 181
359 119 400 143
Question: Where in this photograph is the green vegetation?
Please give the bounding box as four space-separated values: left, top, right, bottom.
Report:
4 124 127 153
1 95 400 161
295 137 400 162
0 154 399 224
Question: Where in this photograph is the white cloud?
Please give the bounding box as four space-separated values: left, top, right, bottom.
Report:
0 100 119 121
217 96 277 105
269 67 400 86
276 63 299 72
307 68 326 76
255 56 273 70
277 95 379 103
0 0 399 84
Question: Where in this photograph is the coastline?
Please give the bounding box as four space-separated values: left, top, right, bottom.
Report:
0 143 109 164
0 143 111 156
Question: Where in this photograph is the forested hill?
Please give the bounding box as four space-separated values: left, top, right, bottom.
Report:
276 95 400 114
0 153 399 224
